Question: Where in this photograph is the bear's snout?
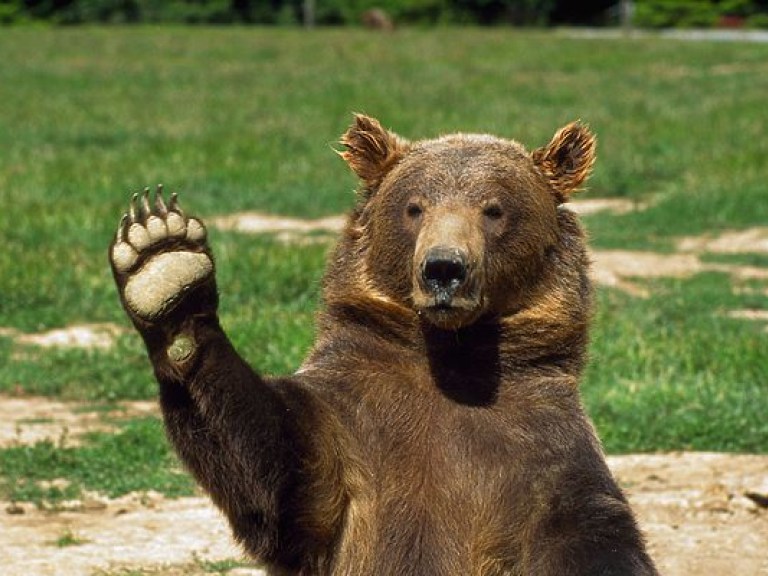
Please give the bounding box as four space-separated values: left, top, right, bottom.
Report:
421 246 468 306
410 208 486 329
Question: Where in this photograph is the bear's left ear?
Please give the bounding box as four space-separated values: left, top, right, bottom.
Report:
532 122 596 204
339 114 410 192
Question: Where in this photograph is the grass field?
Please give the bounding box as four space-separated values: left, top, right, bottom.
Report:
1 27 767 504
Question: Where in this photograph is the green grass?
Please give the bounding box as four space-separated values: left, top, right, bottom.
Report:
50 529 91 548
93 557 254 575
0 418 195 504
700 252 768 268
192 558 254 573
0 27 766 501
586 273 768 453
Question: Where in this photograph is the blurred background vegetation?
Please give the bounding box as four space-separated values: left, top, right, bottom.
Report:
2 0 768 28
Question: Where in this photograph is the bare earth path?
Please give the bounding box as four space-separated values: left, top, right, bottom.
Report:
0 453 766 575
1 396 767 575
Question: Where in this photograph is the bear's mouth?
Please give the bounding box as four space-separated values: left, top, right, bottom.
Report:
429 285 460 309
416 295 482 330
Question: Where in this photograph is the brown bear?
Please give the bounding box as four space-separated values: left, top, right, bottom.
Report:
109 115 658 575
361 8 394 31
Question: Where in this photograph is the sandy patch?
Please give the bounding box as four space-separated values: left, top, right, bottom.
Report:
678 227 768 254
564 197 644 215
592 250 705 279
726 309 768 331
1 492 255 576
0 397 766 575
590 250 704 297
726 309 768 322
1 323 126 351
211 212 346 243
608 452 768 576
1 452 765 576
0 394 157 448
590 250 768 297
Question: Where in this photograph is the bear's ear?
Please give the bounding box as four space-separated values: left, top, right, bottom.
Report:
339 114 410 191
532 122 596 204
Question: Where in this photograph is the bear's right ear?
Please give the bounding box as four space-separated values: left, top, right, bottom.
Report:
339 114 410 192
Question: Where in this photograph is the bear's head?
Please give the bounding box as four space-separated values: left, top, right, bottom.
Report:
337 114 595 332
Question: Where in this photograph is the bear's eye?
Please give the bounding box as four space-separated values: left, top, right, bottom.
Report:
483 203 504 221
406 202 423 220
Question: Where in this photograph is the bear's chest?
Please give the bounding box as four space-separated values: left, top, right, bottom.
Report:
348 387 534 567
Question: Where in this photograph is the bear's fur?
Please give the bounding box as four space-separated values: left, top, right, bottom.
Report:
109 115 658 575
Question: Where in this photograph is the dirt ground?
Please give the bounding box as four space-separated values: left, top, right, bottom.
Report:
609 453 768 575
2 396 767 576
2 200 767 574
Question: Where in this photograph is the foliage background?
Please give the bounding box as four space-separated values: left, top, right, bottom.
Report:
2 0 768 26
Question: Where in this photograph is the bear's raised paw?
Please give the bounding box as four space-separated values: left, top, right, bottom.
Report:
110 185 214 323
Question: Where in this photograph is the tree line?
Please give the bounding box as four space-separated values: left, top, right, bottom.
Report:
1 0 767 27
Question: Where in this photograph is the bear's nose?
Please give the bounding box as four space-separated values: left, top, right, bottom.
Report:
422 247 468 304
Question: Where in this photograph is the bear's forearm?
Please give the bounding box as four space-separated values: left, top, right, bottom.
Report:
144 317 305 561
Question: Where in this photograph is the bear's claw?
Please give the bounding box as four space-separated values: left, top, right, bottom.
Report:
110 185 214 323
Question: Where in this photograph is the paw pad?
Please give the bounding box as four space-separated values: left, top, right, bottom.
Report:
111 185 213 322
